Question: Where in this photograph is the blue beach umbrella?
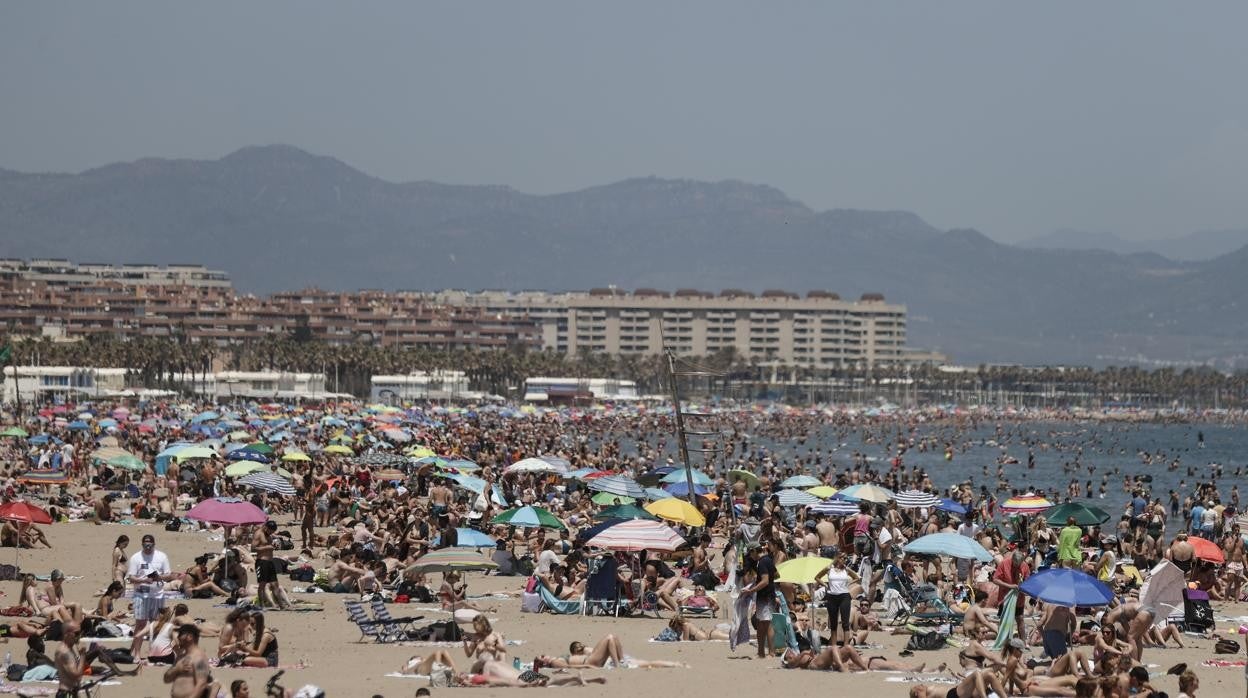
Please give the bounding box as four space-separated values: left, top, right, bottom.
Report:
904 532 993 562
663 481 711 497
452 528 497 548
660 469 714 486
1020 568 1114 607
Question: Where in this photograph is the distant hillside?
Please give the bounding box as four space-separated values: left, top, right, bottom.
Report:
1022 228 1248 261
3 145 1248 366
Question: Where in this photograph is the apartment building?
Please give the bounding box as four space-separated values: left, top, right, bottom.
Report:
0 259 231 288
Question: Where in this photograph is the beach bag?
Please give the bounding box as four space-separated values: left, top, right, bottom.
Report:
164 518 183 532
654 627 681 642
5 664 26 681
1214 638 1240 654
289 566 315 583
520 592 543 613
905 631 945 651
524 576 539 594
94 621 124 638
0 565 19 582
106 648 134 664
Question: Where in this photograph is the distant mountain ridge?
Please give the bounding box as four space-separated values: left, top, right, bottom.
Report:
3 144 1248 367
1021 228 1248 261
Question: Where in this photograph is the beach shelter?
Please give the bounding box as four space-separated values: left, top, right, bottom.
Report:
894 489 941 509
776 488 821 507
185 497 268 527
1020 568 1113 606
644 498 706 526
1140 560 1187 622
584 519 685 552
490 505 565 530
1000 493 1053 515
904 532 994 562
588 475 647 500
1045 502 1110 526
406 549 498 575
777 556 833 584
836 484 894 503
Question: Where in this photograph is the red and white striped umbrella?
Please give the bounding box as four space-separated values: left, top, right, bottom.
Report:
1000 493 1054 516
584 519 685 552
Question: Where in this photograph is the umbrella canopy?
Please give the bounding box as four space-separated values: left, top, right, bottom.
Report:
1045 502 1110 527
1020 568 1114 606
807 485 838 498
174 446 217 460
92 446 134 462
242 442 276 456
663 481 712 497
591 491 635 506
904 532 994 561
595 504 659 521
1000 493 1054 515
644 487 675 501
937 498 968 515
584 519 685 552
281 452 312 462
406 549 498 575
0 427 29 438
588 475 647 500
837 483 894 503
809 499 861 516
490 506 565 530
106 454 147 471
185 497 268 527
894 490 941 509
0 501 53 525
780 475 821 488
452 528 497 548
776 556 833 584
225 461 292 478
505 457 567 475
323 444 353 456
726 469 760 491
644 498 706 526
405 446 437 458
17 470 72 485
1190 536 1225 563
776 488 821 507
237 472 298 497
659 468 714 486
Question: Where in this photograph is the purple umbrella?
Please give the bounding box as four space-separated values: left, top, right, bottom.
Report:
185 497 268 527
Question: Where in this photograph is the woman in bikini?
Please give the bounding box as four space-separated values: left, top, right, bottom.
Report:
462 615 507 663
111 536 129 584
781 645 935 672
533 634 688 669
666 614 730 641
92 581 127 622
397 649 459 676
240 611 279 668
21 574 76 624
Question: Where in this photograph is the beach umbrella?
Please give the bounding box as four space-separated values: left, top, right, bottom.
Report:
191 411 219 423
106 454 147 471
644 487 675 501
538 454 572 470
836 484 894 503
726 469 760 491
659 468 714 486
225 461 293 479
174 446 217 460
662 481 712 497
228 430 252 442
241 442 276 456
594 504 659 521
1000 492 1053 515
356 453 409 468
780 475 821 489
565 468 607 480
591 491 636 506
92 446 134 462
809 499 860 516
644 498 706 526
281 452 312 462
0 427 29 438
1189 536 1225 563
807 485 838 499
937 498 968 515
904 532 993 562
584 519 685 552
637 466 677 487
0 501 53 525
776 556 833 584
894 490 941 509
237 472 298 497
490 506 565 530
776 488 821 507
185 497 268 527
66 420 90 431
373 469 406 481
505 457 568 475
1020 568 1114 607
406 549 498 575
405 446 437 459
1045 502 1110 526
588 475 647 500
443 459 480 472
452 528 497 548
323 444 353 456
16 470 72 485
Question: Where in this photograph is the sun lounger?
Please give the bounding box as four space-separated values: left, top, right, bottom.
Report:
368 596 425 637
538 584 583 614
344 599 417 643
583 556 631 617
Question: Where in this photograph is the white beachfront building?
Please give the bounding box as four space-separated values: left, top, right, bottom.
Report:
370 371 472 403
2 365 132 403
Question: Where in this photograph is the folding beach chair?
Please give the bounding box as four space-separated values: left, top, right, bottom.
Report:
538 584 584 614
344 599 403 643
770 593 800 653
884 562 961 626
367 595 425 637
583 557 631 617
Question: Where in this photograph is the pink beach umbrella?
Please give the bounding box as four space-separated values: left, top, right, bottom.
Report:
185 497 268 527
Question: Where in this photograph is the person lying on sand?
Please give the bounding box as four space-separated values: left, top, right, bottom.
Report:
781 645 939 673
444 660 607 687
533 635 688 669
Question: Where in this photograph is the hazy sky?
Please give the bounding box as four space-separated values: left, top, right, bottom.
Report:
3 2 1246 242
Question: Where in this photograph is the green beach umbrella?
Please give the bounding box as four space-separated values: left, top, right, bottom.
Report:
106 454 147 471
1045 502 1110 527
591 491 635 506
594 504 659 521
489 505 565 530
0 427 29 438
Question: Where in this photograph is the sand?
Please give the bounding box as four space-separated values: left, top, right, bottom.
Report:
12 519 1248 698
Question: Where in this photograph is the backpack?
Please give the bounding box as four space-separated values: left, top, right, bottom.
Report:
904 631 946 651
1214 638 1240 654
288 566 315 583
5 664 26 681
0 565 19 581
164 518 183 532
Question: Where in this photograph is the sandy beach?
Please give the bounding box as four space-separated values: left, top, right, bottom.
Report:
12 518 1245 698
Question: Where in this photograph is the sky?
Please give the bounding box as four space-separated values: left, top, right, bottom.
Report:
2 2 1246 243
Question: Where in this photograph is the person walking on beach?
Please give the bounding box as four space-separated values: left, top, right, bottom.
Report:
128 534 176 658
1058 517 1083 568
253 520 290 610
742 544 777 658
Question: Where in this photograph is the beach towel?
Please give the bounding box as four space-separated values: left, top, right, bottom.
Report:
537 585 582 615
728 593 753 651
992 590 1018 652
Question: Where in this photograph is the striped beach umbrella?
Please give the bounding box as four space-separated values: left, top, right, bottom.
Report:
584 519 686 552
780 475 821 488
237 472 297 497
894 489 941 509
588 475 648 500
776 488 821 507
809 499 861 516
506 457 567 475
836 483 895 503
16 470 72 485
1000 492 1053 515
490 505 565 530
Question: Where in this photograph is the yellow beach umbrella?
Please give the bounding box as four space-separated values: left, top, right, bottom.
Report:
324 444 353 456
281 452 312 462
806 485 838 499
643 498 706 527
776 556 833 584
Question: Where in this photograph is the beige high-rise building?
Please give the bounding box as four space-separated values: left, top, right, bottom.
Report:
434 288 919 369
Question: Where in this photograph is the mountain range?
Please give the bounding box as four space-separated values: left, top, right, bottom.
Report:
2 145 1246 367
1020 228 1248 261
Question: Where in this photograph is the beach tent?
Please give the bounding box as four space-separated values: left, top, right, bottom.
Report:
1140 560 1186 623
